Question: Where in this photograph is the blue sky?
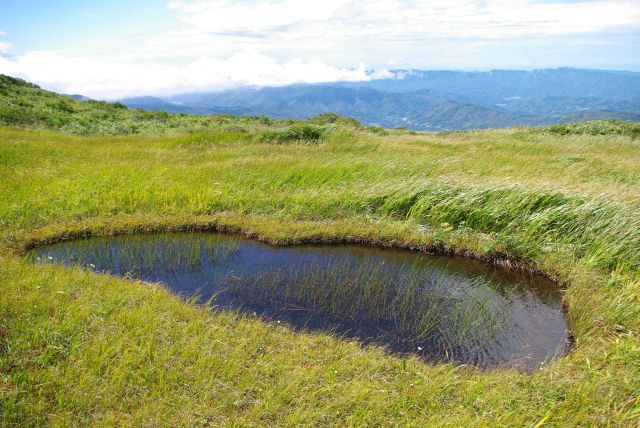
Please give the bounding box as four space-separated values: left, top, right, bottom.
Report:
0 1 175 57
1 0 639 98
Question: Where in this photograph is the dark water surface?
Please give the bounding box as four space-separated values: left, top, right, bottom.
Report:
35 233 569 370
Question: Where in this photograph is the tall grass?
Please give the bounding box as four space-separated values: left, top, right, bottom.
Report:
372 184 640 271
1 76 640 425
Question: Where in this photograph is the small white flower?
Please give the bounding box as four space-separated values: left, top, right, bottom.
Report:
47 256 53 260
417 346 423 351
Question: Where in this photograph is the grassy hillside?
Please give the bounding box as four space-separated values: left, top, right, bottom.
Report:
1 76 639 426
0 74 297 135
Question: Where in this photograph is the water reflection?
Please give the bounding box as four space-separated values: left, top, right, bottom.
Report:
35 232 569 370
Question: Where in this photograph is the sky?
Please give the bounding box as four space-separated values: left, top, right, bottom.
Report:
0 0 639 99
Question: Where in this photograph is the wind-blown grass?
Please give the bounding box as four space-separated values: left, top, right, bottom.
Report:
0 76 639 425
547 119 640 139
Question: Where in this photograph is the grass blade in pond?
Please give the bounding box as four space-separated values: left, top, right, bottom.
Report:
33 232 569 370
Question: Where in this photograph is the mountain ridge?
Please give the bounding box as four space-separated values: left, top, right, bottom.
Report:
115 68 640 130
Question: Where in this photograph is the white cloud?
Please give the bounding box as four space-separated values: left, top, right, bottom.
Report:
168 0 640 41
1 1 639 97
170 0 349 34
0 50 388 99
143 0 640 70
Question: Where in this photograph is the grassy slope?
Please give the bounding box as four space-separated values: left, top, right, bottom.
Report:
1 77 640 426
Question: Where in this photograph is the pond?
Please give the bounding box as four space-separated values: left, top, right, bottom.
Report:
34 232 569 370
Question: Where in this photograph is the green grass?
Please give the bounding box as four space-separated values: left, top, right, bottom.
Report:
256 123 334 144
0 74 291 136
1 76 640 425
547 119 640 139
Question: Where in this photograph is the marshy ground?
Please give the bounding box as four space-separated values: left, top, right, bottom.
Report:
33 232 569 371
1 88 639 425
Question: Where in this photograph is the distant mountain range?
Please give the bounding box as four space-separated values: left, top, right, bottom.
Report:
118 68 640 130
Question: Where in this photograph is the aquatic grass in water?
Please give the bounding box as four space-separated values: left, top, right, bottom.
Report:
31 234 240 273
229 259 514 360
33 232 568 369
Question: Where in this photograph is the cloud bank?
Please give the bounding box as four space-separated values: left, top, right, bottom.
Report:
0 51 390 99
1 0 639 98
169 0 640 39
